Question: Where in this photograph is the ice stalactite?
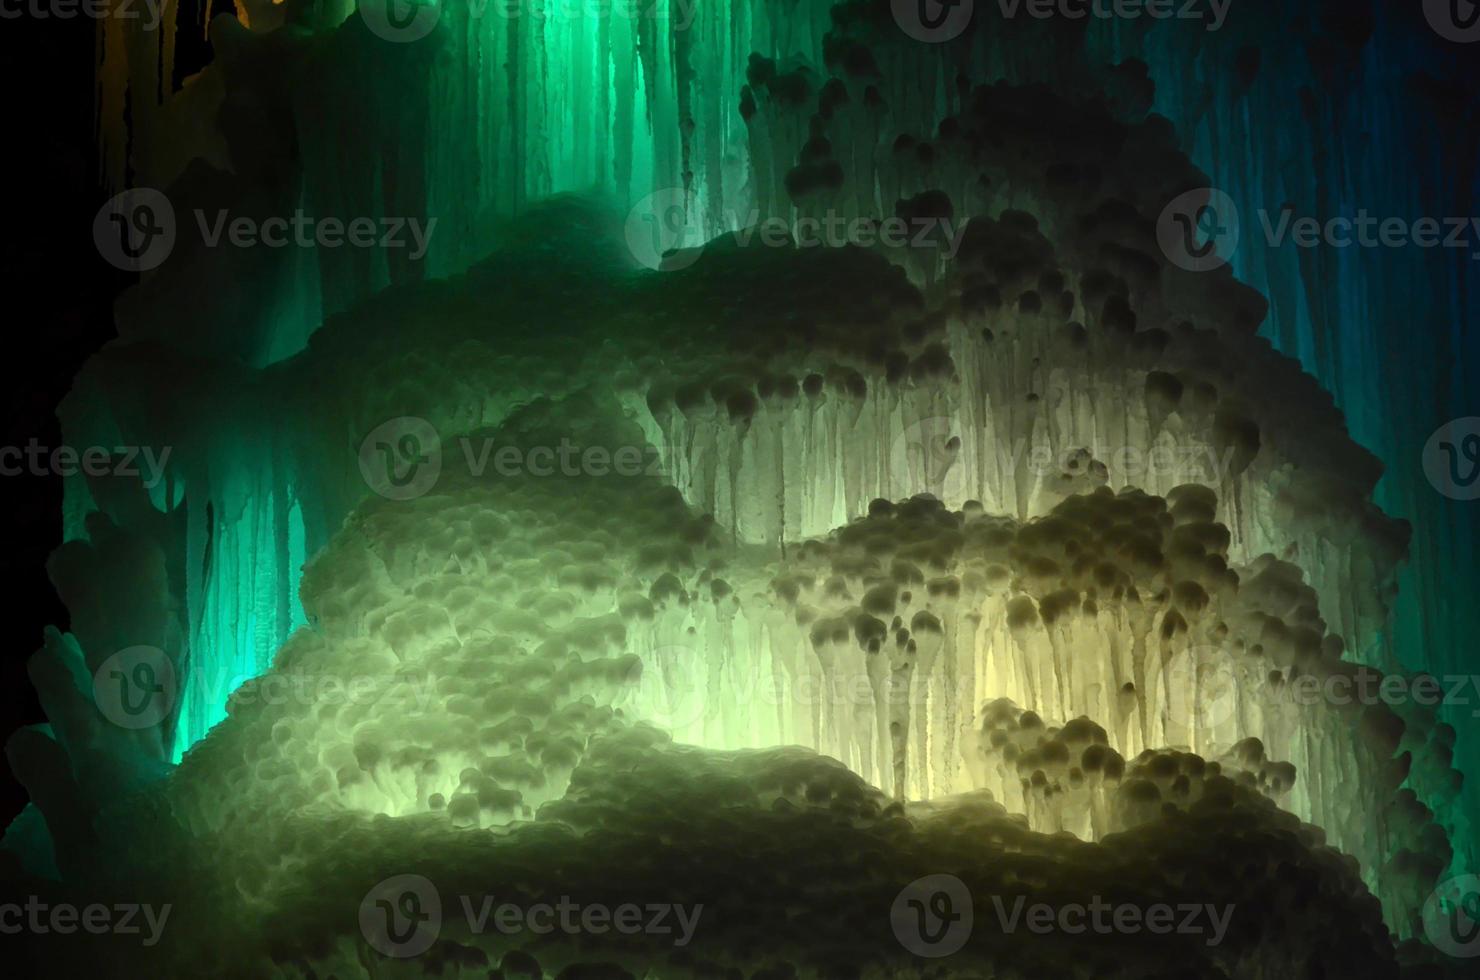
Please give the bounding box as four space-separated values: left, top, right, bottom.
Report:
99 0 839 370
1100 4 1480 867
41 354 1447 936
637 129 1405 678
807 0 1480 866
735 13 1477 873
632 484 1452 934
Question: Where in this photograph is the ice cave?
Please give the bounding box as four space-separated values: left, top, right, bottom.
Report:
2 0 1479 977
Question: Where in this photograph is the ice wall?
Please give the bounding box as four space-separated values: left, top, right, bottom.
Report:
138 389 1453 935
41 0 1477 960
734 0 1480 872
90 2 1476 735
10 726 1415 976
32 206 1465 942
1081 0 1480 873
96 0 836 364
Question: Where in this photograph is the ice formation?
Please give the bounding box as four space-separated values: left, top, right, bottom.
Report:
7 0 1479 977
2 429 1459 973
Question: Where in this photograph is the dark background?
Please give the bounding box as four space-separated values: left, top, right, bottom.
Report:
0 2 227 827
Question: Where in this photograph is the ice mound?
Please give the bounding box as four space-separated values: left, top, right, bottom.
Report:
164 400 709 829
35 188 1464 945
628 485 1453 928
23 0 1473 972
4 724 1417 978
14 381 1456 953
